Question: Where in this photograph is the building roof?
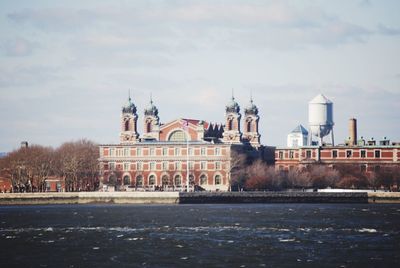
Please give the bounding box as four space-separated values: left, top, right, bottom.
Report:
244 98 258 115
291 124 309 134
226 96 240 113
309 94 332 104
122 96 137 114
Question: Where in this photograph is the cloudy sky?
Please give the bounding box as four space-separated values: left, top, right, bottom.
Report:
0 0 399 152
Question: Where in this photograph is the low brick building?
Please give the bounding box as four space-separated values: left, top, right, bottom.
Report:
275 144 400 173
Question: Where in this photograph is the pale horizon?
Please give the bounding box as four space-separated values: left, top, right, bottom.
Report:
1 0 399 152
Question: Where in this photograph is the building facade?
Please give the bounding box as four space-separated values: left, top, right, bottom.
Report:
99 95 265 191
275 143 400 174
287 125 308 148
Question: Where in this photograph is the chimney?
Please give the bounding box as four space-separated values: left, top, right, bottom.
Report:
20 141 29 148
348 118 357 146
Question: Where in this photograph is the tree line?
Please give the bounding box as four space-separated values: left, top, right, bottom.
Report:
0 139 99 192
231 155 400 192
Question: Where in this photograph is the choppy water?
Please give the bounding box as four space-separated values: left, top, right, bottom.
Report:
1 204 399 267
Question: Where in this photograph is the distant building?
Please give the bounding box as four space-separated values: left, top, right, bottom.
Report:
275 143 400 173
21 141 28 148
277 118 400 172
287 125 308 148
99 95 271 192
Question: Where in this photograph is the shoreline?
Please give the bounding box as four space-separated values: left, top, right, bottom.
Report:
0 191 399 205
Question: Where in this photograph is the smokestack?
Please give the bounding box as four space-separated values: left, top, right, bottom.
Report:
348 118 357 146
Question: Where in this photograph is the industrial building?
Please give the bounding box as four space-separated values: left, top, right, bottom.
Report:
277 94 400 173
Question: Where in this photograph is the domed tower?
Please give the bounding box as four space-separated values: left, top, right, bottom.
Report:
120 94 139 143
142 95 160 141
222 94 242 143
243 97 260 147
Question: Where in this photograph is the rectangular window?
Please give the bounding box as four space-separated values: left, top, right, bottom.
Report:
332 150 338 158
279 151 283 159
46 181 51 191
162 161 168 170
346 150 352 158
215 148 221 156
109 148 115 157
189 148 193 156
361 150 366 158
374 150 381 158
124 148 129 157
150 148 155 156
289 151 294 159
175 162 181 170
137 162 143 171
162 148 168 156
150 162 156 170
201 148 206 156
201 161 206 170
175 148 180 156
215 161 221 170
109 162 115 171
306 150 311 158
123 162 130 171
137 148 142 156
189 161 194 170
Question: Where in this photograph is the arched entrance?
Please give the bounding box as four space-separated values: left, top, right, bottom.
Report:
174 174 182 188
123 175 130 185
136 175 143 188
162 175 169 190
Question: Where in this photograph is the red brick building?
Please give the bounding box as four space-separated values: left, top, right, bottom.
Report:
99 95 268 191
275 143 400 174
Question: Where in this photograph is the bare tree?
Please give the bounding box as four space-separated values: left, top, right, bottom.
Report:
56 139 99 192
284 168 311 189
244 160 280 191
228 151 247 191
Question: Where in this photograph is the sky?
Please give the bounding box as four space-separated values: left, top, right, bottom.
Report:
0 0 399 152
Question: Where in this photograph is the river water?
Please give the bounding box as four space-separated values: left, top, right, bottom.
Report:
0 204 399 267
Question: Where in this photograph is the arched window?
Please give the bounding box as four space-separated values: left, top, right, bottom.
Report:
125 120 130 131
108 174 117 185
214 175 221 185
146 122 151 133
149 175 156 185
174 175 182 186
189 175 195 186
168 130 187 142
123 175 130 185
247 121 251 132
200 174 207 185
162 175 169 186
228 120 233 131
136 175 143 187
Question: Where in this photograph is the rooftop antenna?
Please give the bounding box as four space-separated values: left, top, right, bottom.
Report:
231 88 235 100
128 89 131 101
150 92 153 104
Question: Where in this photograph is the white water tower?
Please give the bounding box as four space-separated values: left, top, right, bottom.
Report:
308 94 334 146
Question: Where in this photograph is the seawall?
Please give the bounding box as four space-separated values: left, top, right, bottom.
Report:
0 192 180 205
179 192 369 204
0 192 399 205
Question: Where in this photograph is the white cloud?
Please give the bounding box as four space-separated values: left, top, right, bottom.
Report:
6 2 374 51
1 1 399 151
377 24 400 36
